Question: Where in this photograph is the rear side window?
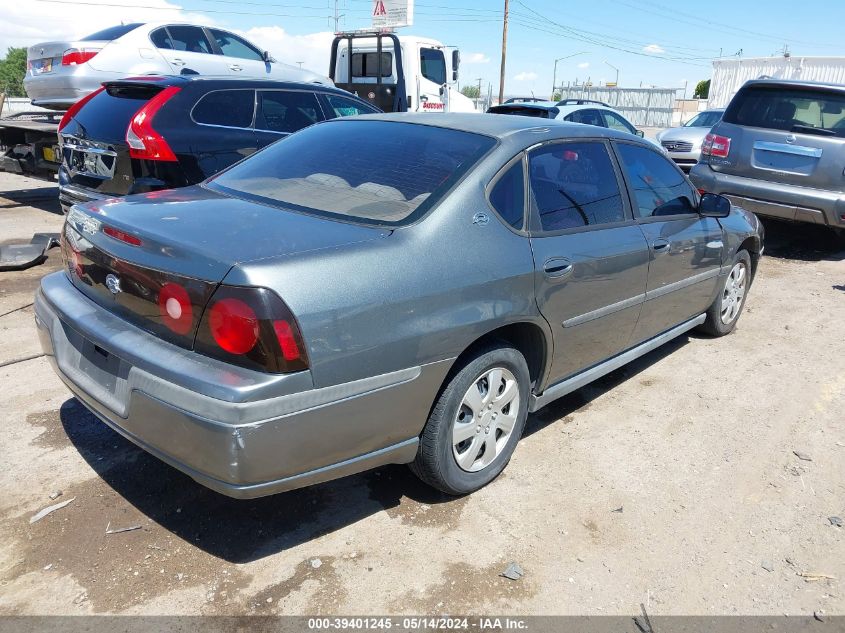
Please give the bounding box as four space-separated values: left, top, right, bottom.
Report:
489 160 525 230
724 85 845 137
209 120 496 226
209 29 263 61
82 24 142 41
615 143 697 218
529 141 625 231
351 52 392 78
323 94 379 118
256 91 322 133
163 25 213 54
566 109 605 127
192 90 255 128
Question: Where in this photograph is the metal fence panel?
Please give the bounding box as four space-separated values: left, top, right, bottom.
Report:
555 86 677 127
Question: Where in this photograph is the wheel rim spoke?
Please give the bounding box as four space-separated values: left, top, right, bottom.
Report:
452 365 521 473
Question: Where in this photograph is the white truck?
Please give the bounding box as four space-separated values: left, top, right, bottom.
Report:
329 32 476 113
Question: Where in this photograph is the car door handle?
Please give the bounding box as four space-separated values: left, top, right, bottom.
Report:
651 239 671 256
229 64 243 71
543 257 574 280
169 58 186 66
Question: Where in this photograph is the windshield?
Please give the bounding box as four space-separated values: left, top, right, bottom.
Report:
420 48 447 85
208 120 496 226
684 110 723 127
724 86 845 137
82 23 143 41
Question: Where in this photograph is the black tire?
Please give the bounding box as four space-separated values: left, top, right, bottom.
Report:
698 249 752 337
410 343 530 495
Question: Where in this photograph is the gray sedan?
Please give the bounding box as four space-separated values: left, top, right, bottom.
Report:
656 109 725 171
35 114 763 498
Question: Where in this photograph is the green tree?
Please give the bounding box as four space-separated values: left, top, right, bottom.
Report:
461 84 480 99
694 79 710 99
0 47 27 97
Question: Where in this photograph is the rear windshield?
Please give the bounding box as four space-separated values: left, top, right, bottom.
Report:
208 120 496 226
724 85 845 137
488 105 555 119
67 85 161 143
684 110 722 128
82 23 143 41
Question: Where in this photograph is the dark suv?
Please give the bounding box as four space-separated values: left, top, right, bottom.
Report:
57 75 380 213
691 79 845 232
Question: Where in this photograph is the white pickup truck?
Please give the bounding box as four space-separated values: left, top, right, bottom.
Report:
330 32 476 113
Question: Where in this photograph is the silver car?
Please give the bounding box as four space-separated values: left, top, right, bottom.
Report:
691 79 845 232
35 114 762 498
656 109 724 171
25 22 331 110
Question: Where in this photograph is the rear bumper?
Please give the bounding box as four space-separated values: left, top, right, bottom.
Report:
690 163 845 227
35 272 448 498
58 183 109 214
24 66 122 109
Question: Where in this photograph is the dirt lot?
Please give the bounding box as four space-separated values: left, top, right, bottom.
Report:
0 171 843 616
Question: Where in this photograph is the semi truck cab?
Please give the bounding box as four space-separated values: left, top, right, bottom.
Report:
329 32 476 113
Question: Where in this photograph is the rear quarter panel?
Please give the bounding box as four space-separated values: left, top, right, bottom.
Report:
225 165 544 390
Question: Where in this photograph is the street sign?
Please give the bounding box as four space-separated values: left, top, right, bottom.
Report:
372 0 414 28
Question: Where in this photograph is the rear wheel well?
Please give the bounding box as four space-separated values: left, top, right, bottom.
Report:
738 236 761 280
452 323 547 391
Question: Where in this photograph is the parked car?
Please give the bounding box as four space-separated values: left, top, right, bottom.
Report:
487 101 665 151
691 79 845 232
25 22 332 110
36 114 762 498
56 75 380 214
656 109 725 171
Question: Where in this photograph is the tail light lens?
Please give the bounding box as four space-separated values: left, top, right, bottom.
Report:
58 86 105 132
195 286 309 374
62 48 101 66
126 86 181 162
702 133 731 159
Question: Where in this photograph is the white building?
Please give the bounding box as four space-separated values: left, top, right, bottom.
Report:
708 56 845 108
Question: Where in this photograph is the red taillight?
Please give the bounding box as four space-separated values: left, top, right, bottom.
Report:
103 225 142 246
195 286 309 373
58 86 105 132
61 48 100 66
209 298 260 355
273 320 302 362
697 188 707 195
126 86 181 162
158 283 194 335
702 133 731 158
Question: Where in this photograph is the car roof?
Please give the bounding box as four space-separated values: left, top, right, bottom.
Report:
741 78 845 93
105 75 354 95
348 112 649 144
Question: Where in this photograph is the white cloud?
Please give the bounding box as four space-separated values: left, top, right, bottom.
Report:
577 62 590 69
465 52 490 64
643 44 665 55
239 26 334 75
0 0 214 51
514 71 537 81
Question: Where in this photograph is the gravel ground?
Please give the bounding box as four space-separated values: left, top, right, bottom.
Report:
0 171 843 616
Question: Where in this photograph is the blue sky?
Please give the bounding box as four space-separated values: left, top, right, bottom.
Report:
4 0 845 97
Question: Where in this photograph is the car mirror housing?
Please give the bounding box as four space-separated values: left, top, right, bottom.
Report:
263 50 274 63
699 192 731 218
635 129 645 138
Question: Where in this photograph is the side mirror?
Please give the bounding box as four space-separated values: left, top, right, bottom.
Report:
451 49 460 82
635 129 645 138
699 192 731 218
262 50 274 63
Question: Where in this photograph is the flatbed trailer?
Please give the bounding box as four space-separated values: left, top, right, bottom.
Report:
0 111 63 180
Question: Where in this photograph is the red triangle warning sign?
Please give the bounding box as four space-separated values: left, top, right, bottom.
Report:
373 0 387 16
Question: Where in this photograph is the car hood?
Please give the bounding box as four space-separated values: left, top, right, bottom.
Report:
70 185 389 282
656 126 711 146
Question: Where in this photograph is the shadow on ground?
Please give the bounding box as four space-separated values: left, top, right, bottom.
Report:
58 333 689 563
0 185 62 215
761 218 845 262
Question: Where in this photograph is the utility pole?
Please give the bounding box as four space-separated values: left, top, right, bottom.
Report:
498 0 509 105
476 77 483 97
332 0 344 32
